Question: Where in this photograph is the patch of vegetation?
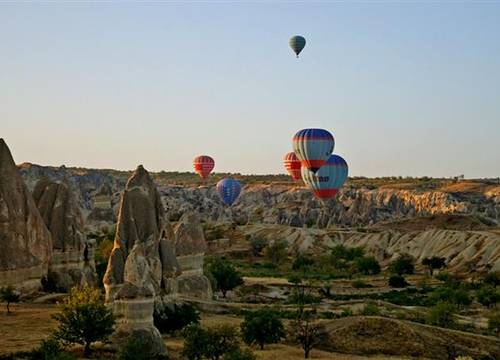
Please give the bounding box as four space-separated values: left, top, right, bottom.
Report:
28 337 76 360
388 274 408 288
117 336 168 360
247 235 267 257
205 256 244 298
426 302 457 329
52 285 115 357
0 286 20 313
422 256 446 276
240 308 285 349
154 302 200 334
389 254 415 275
265 240 288 266
355 256 381 275
352 279 372 288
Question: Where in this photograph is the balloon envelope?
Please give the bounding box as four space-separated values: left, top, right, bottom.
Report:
301 154 348 199
289 35 306 57
293 128 335 173
193 155 215 179
283 152 302 180
216 178 241 206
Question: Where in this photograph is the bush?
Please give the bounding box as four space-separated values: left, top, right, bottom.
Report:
0 286 20 313
488 312 500 336
28 337 75 360
249 236 267 257
422 256 446 276
360 303 381 316
477 285 500 308
292 254 314 271
388 274 408 288
426 302 456 329
429 287 472 308
223 348 256 360
484 271 500 288
389 254 415 275
265 240 288 266
352 279 371 288
330 245 364 261
154 302 200 334
118 336 168 360
355 256 381 275
52 286 115 357
240 308 285 349
205 257 244 298
182 324 240 360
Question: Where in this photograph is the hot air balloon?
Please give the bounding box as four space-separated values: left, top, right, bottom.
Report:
193 155 215 180
283 152 302 180
289 35 306 58
301 154 348 200
293 128 335 173
216 178 241 206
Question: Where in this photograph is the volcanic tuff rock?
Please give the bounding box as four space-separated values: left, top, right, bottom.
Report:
32 178 96 291
0 139 52 293
174 212 212 299
103 165 173 355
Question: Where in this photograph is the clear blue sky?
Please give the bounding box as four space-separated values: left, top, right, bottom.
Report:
1 2 499 178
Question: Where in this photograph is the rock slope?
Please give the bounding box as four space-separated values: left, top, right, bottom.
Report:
0 139 52 293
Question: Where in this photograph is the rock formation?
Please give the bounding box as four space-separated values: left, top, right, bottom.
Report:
0 139 52 293
103 165 174 355
32 178 95 291
174 212 212 299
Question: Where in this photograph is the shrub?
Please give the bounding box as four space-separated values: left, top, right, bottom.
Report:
265 240 288 266
223 348 256 360
28 337 76 360
182 324 240 360
355 256 381 275
0 286 20 313
484 271 500 288
388 274 408 288
205 257 244 298
330 245 364 261
429 287 471 308
361 303 381 316
52 285 115 357
292 254 314 271
477 285 500 308
341 308 353 317
240 308 285 349
422 256 446 276
389 254 415 275
488 312 500 336
249 236 267 257
288 311 326 359
118 336 168 360
426 302 456 329
352 279 371 289
154 302 200 334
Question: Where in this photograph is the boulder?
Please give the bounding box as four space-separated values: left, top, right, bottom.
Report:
32 178 95 291
0 139 52 293
103 165 171 355
174 212 212 299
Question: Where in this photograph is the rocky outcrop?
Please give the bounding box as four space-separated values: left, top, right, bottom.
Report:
174 212 212 299
0 139 52 293
103 165 173 355
32 178 95 291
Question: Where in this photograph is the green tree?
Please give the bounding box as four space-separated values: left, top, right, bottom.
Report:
488 312 500 336
205 257 244 298
52 285 115 357
182 324 241 360
265 240 288 266
355 256 381 275
484 271 500 288
0 286 20 313
477 285 500 308
292 254 314 271
249 236 267 257
289 310 326 359
330 245 364 261
426 302 456 329
389 254 415 275
422 257 446 276
388 274 408 288
240 308 285 349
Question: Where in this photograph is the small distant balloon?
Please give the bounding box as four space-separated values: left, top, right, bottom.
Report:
283 152 302 181
293 128 335 173
301 154 348 200
289 35 306 58
216 178 241 206
193 155 215 180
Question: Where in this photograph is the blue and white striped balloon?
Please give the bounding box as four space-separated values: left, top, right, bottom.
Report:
216 178 241 206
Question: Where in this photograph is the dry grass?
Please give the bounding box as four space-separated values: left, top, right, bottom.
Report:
0 303 59 354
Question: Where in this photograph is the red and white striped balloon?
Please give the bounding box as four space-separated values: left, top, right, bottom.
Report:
283 152 302 180
193 155 215 180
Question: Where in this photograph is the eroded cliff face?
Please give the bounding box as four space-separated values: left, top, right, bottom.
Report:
0 139 52 293
32 178 95 291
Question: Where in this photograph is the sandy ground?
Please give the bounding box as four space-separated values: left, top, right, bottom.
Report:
0 303 414 359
